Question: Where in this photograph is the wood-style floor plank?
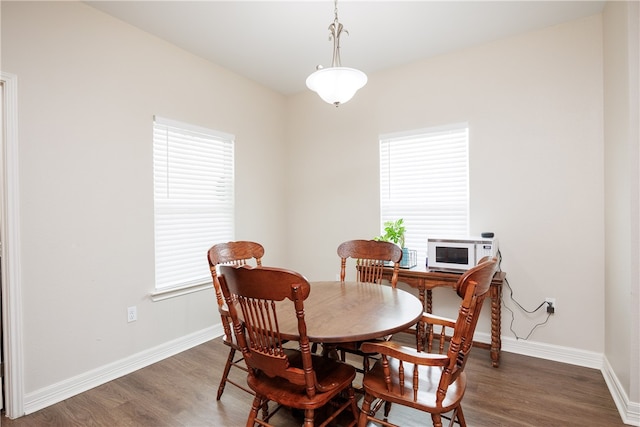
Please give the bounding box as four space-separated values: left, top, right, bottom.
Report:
2 335 626 426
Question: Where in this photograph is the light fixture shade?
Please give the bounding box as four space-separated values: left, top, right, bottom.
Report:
306 67 367 106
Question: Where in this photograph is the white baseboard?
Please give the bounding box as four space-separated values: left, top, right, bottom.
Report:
23 324 223 415
474 331 639 426
603 357 640 426
499 334 604 369
473 331 603 368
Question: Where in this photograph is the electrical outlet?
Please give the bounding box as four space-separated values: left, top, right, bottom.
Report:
127 306 137 323
545 298 556 314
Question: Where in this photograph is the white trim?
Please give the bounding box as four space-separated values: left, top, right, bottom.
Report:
474 331 603 368
0 71 25 419
603 357 640 426
150 281 213 302
379 122 469 142
498 334 604 369
153 115 235 141
23 325 222 415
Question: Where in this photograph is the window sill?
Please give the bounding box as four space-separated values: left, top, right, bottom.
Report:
150 282 213 302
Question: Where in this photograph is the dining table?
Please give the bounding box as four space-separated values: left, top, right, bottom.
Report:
273 280 424 345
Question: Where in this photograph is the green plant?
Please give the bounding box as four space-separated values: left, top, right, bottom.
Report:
374 218 406 248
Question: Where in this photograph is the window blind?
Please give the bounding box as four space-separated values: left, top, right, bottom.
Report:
153 116 234 291
379 123 469 262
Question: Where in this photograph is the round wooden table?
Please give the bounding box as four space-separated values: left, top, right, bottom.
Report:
274 281 423 344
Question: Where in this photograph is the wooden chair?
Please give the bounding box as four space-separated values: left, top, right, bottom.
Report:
218 265 360 427
338 239 402 287
335 239 403 372
357 257 499 427
207 241 265 400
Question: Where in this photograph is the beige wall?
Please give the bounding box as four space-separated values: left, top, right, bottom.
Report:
286 15 605 352
1 1 288 394
603 0 640 406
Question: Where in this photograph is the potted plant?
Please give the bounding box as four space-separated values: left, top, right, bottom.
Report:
374 218 406 249
374 219 416 268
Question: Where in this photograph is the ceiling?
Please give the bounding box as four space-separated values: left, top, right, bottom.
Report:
85 1 606 95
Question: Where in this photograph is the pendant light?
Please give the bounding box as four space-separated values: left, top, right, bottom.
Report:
306 0 367 107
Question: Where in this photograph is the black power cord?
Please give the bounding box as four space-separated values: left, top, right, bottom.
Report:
497 250 553 340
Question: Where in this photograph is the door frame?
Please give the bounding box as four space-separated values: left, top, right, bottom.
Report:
1 71 25 419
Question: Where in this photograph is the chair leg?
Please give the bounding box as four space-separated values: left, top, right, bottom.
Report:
431 413 443 427
303 409 315 427
363 355 370 372
453 405 466 427
247 395 263 427
217 347 236 400
348 386 359 421
383 400 392 418
358 394 375 427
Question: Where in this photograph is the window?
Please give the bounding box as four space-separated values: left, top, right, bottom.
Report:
379 123 469 262
153 116 234 295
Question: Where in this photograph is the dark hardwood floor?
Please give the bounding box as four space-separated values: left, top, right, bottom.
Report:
2 334 626 426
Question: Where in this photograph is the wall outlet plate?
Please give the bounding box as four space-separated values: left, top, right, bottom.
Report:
127 306 137 322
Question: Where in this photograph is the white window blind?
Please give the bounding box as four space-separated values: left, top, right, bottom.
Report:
153 116 234 291
379 123 469 263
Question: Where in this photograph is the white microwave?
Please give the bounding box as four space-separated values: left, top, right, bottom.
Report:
427 236 498 271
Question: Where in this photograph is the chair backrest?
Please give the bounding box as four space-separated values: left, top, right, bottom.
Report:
438 256 498 400
207 241 264 309
218 265 318 396
337 239 403 286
